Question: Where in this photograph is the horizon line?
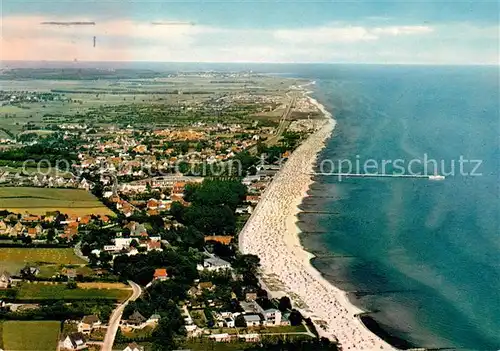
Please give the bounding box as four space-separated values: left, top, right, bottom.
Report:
1 59 498 67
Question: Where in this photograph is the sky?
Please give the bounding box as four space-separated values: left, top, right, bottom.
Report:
1 0 499 64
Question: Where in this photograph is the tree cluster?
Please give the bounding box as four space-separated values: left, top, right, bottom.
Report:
172 178 247 235
113 249 198 286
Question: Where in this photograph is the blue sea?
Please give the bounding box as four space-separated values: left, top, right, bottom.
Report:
295 65 500 350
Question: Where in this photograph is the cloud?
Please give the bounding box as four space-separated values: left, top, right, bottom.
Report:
371 25 434 36
0 16 497 64
273 25 433 44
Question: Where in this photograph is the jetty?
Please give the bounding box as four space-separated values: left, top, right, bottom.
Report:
310 172 445 180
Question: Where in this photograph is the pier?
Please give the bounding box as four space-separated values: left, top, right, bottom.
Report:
310 172 445 180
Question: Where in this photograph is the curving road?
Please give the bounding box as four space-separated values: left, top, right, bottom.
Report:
102 280 142 351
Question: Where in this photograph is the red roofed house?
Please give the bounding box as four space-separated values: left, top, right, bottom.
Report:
147 199 159 210
204 236 233 245
100 215 110 223
27 227 37 238
22 215 40 223
172 182 186 196
246 195 260 204
79 216 91 225
147 240 162 252
153 268 169 281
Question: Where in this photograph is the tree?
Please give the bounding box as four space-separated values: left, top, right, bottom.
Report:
235 314 247 328
233 254 261 275
152 302 185 351
67 281 77 289
88 252 99 267
99 252 113 268
289 309 303 326
278 296 292 312
21 235 32 245
170 201 184 222
47 228 56 242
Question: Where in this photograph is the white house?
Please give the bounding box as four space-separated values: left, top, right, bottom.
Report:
223 315 235 328
0 271 11 289
263 308 282 326
77 315 101 334
123 342 144 351
146 314 161 325
215 312 236 328
62 333 86 350
113 237 133 250
243 314 261 327
235 205 253 215
198 256 232 272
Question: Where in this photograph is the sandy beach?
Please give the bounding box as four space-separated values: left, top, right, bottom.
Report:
239 95 396 350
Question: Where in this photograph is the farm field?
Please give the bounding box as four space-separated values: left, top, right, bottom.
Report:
38 264 94 279
16 282 132 302
77 282 129 289
0 187 114 216
0 166 73 178
0 247 85 265
1 320 60 351
0 247 86 275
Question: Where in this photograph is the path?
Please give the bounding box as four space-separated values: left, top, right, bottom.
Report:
74 241 89 262
102 280 142 351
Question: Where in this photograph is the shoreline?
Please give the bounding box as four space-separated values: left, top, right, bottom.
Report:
239 90 397 350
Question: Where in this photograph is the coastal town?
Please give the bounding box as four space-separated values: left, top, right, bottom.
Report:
0 69 350 351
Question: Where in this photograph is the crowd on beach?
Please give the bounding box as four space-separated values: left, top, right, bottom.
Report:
239 97 396 350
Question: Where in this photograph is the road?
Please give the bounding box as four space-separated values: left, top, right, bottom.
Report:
74 241 89 262
249 93 296 155
102 280 142 351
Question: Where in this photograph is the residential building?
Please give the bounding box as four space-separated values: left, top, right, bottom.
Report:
0 271 11 289
222 315 235 328
235 205 253 214
0 220 8 235
263 309 282 326
123 342 144 351
20 265 40 278
198 256 231 272
209 333 233 342
153 268 169 281
147 240 162 252
239 333 260 342
62 332 86 350
243 314 261 327
78 315 101 334
240 301 264 315
245 195 260 204
204 236 233 245
197 281 215 291
244 289 258 302
127 311 146 327
113 237 133 250
147 314 161 325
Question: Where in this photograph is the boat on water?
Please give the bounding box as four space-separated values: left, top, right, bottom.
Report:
428 175 446 180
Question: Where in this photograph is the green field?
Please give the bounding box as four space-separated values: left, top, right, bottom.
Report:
0 247 86 275
0 166 73 178
1 320 60 351
0 248 85 264
16 282 131 302
0 187 114 216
